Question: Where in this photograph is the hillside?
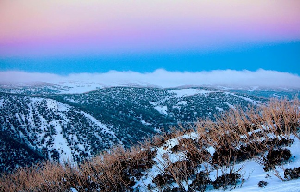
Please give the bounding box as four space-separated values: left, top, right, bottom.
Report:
0 85 273 173
0 98 299 191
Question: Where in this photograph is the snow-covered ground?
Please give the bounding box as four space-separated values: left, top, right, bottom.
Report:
57 82 104 94
133 132 300 192
50 120 73 163
224 135 300 192
154 105 168 115
80 111 121 144
169 89 212 98
225 92 259 105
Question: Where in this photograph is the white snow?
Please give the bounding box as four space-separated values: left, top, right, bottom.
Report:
70 187 78 192
58 82 103 94
225 102 236 109
50 120 73 163
154 106 168 115
207 146 216 156
208 136 300 192
238 95 258 105
216 106 224 112
76 144 85 151
173 105 181 110
80 111 119 140
149 101 157 106
141 120 152 126
169 89 211 98
177 101 188 105
46 99 58 110
233 94 259 105
0 99 4 108
57 102 70 112
249 86 259 91
134 132 199 190
225 92 259 105
65 98 77 103
134 129 300 192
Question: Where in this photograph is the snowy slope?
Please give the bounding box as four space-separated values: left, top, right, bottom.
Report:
210 136 300 192
134 133 300 192
0 86 294 174
0 93 121 171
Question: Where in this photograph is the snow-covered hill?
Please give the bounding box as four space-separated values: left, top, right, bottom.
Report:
0 89 299 192
0 85 297 173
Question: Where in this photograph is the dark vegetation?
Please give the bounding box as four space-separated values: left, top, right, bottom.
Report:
284 167 300 180
0 131 45 173
212 173 241 189
258 180 268 187
263 148 292 171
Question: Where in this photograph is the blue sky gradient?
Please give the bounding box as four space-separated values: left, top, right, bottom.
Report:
1 41 299 75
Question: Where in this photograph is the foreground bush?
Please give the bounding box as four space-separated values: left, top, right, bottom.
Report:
0 98 299 191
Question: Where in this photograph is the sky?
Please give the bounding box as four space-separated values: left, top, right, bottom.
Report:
0 0 300 85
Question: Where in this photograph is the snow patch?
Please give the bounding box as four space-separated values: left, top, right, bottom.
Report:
134 132 199 190
141 120 152 126
50 120 73 163
81 111 118 140
57 102 70 112
46 99 58 110
207 146 215 156
58 82 103 94
216 106 224 112
225 102 236 109
169 89 211 98
237 95 258 104
177 101 187 105
70 187 78 192
225 92 258 105
65 98 77 103
209 136 300 192
0 99 4 108
154 106 168 115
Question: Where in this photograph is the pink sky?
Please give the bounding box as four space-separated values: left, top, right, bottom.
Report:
0 0 300 56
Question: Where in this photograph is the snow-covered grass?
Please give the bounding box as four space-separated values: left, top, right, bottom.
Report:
224 136 300 192
0 98 299 192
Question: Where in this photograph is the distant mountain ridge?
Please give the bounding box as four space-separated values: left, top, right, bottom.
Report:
0 84 298 173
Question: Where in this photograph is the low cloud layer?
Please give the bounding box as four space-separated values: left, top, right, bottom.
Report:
1 69 300 89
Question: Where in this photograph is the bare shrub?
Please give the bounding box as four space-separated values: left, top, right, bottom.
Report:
212 173 241 190
263 149 292 171
189 171 211 192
